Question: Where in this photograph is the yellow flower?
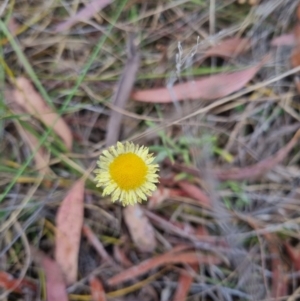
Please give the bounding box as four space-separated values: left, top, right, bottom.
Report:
94 141 159 206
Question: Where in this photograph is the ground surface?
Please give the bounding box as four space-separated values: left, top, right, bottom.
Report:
1 0 300 300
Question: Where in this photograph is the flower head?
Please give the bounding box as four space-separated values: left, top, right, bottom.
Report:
94 141 159 206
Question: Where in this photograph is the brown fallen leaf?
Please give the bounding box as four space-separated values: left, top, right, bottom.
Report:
172 266 197 301
291 24 300 68
148 186 172 208
83 224 114 264
291 3 300 63
105 34 140 147
297 1 300 21
148 185 185 209
214 129 300 181
5 89 51 173
13 77 73 150
291 5 300 94
0 271 36 294
107 247 220 286
145 210 226 247
177 181 211 208
113 245 133 268
204 37 250 59
285 242 300 271
271 34 295 47
7 17 20 35
31 247 68 301
90 276 107 301
16 122 50 173
168 129 300 181
269 241 287 299
244 218 287 299
258 233 287 299
55 0 112 32
123 204 157 253
55 179 85 284
131 63 263 103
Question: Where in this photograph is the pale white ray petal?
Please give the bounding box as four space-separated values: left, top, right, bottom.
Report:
136 188 147 201
102 150 114 160
145 157 154 164
103 183 117 195
111 188 121 202
109 145 118 157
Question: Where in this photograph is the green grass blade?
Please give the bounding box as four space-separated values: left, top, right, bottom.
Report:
0 0 129 202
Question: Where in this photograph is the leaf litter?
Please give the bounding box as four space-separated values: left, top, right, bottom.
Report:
172 265 197 301
55 0 113 32
0 271 36 294
107 245 222 286
2 0 300 300
203 37 250 59
12 77 73 150
5 89 51 173
169 129 300 181
123 203 157 253
131 61 265 103
31 247 68 301
89 276 107 301
55 178 85 284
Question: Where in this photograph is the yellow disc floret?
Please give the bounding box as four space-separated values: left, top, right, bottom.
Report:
94 141 159 206
109 153 148 190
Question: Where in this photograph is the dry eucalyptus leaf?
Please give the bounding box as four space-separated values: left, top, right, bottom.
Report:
13 77 73 150
55 179 85 284
123 204 157 253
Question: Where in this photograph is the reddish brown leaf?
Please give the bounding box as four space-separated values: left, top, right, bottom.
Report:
285 243 300 271
291 51 300 68
113 245 133 268
169 130 300 181
15 123 50 173
107 248 220 286
246 220 287 300
214 129 300 181
0 272 36 294
204 37 250 59
270 243 287 299
172 266 198 301
294 76 300 94
177 181 211 208
55 179 85 284
291 24 300 68
89 276 107 301
297 2 300 20
148 186 185 209
123 204 157 252
145 210 227 247
131 63 263 103
148 186 172 208
5 89 50 173
55 0 112 32
172 271 193 301
13 77 73 150
262 235 287 299
271 34 295 47
83 224 113 264
31 248 68 301
7 17 20 35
